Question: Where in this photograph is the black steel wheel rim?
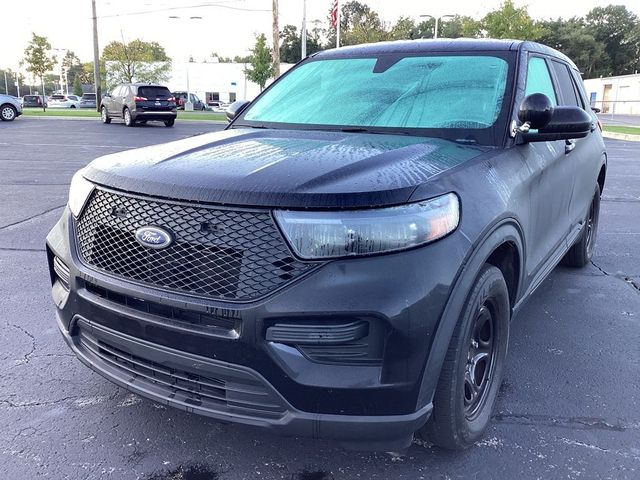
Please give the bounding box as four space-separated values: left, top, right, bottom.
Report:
464 303 497 419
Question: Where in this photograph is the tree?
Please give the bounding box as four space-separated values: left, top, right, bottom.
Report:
23 33 56 111
210 52 233 63
388 15 482 40
102 39 171 89
73 75 83 96
62 51 83 88
585 5 639 76
388 16 417 40
245 33 275 91
323 1 386 47
337 1 387 46
538 17 605 78
482 0 541 40
279 24 322 63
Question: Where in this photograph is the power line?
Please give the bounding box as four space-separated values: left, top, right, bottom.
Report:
95 0 270 19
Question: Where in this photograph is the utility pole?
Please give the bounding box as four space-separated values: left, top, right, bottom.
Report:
301 0 307 59
91 0 101 111
272 0 280 77
16 71 20 97
4 71 7 95
336 0 341 48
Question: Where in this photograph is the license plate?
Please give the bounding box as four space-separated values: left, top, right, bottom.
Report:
155 101 161 106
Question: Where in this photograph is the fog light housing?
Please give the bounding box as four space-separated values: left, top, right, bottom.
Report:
53 256 70 291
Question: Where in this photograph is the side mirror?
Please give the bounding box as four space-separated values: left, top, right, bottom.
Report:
518 93 593 143
518 93 554 130
226 100 250 122
103 92 111 98
591 106 601 114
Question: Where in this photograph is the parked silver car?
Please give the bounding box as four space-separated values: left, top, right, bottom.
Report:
0 94 23 121
48 94 81 108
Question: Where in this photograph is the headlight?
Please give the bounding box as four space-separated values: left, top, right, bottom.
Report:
68 170 94 217
274 193 460 259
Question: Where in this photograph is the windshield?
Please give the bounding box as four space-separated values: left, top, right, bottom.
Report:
239 54 512 144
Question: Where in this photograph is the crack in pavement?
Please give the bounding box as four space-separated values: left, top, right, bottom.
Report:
6 323 36 365
494 413 639 432
0 247 46 252
591 260 640 294
560 438 640 461
0 395 79 409
0 204 65 231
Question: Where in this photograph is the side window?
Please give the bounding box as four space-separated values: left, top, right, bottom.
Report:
111 86 121 97
524 57 557 106
569 70 589 109
550 61 580 107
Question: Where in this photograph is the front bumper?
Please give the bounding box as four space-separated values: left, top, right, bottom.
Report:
58 313 431 449
47 205 468 448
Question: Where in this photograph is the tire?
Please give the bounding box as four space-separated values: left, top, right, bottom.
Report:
101 106 111 124
419 264 510 450
0 104 17 121
123 108 135 127
70 105 76 109
561 184 601 268
164 119 175 127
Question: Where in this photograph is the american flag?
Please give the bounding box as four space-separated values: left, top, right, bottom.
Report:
331 0 338 29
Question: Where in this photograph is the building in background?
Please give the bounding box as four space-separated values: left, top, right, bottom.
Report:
584 73 640 115
166 61 294 106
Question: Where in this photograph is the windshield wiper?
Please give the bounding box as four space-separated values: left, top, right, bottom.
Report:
339 127 411 135
232 123 268 129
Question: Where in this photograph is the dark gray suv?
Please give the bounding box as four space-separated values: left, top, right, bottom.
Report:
100 83 177 127
48 39 605 451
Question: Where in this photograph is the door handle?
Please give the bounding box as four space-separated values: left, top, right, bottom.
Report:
565 139 576 154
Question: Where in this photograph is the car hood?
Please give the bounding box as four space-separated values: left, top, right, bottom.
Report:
84 128 490 209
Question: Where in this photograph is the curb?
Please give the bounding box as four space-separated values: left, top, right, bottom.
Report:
602 131 640 142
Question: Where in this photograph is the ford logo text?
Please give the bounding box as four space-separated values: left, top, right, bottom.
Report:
134 226 174 249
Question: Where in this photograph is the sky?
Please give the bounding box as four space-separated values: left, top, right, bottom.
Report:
2 0 639 71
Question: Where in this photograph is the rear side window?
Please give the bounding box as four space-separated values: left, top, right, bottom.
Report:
550 61 580 107
138 87 171 98
524 57 557 106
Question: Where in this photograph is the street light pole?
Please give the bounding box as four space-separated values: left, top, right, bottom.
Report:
301 0 307 59
91 0 101 111
420 14 455 39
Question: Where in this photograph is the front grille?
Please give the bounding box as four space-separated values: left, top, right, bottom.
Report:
78 325 286 417
75 189 313 301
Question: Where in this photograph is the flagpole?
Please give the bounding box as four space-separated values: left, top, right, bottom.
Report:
336 0 340 48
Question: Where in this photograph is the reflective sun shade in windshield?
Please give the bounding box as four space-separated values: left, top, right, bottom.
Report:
244 55 509 130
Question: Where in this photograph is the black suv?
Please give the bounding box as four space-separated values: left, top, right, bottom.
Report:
47 40 605 450
100 83 177 127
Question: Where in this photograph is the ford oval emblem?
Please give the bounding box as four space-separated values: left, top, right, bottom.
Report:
134 226 174 249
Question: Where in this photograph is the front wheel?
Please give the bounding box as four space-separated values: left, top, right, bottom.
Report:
561 184 601 268
164 119 175 127
101 106 111 124
0 104 17 121
70 105 76 109
419 264 510 450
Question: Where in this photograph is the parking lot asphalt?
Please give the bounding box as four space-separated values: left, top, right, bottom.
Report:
0 118 638 480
